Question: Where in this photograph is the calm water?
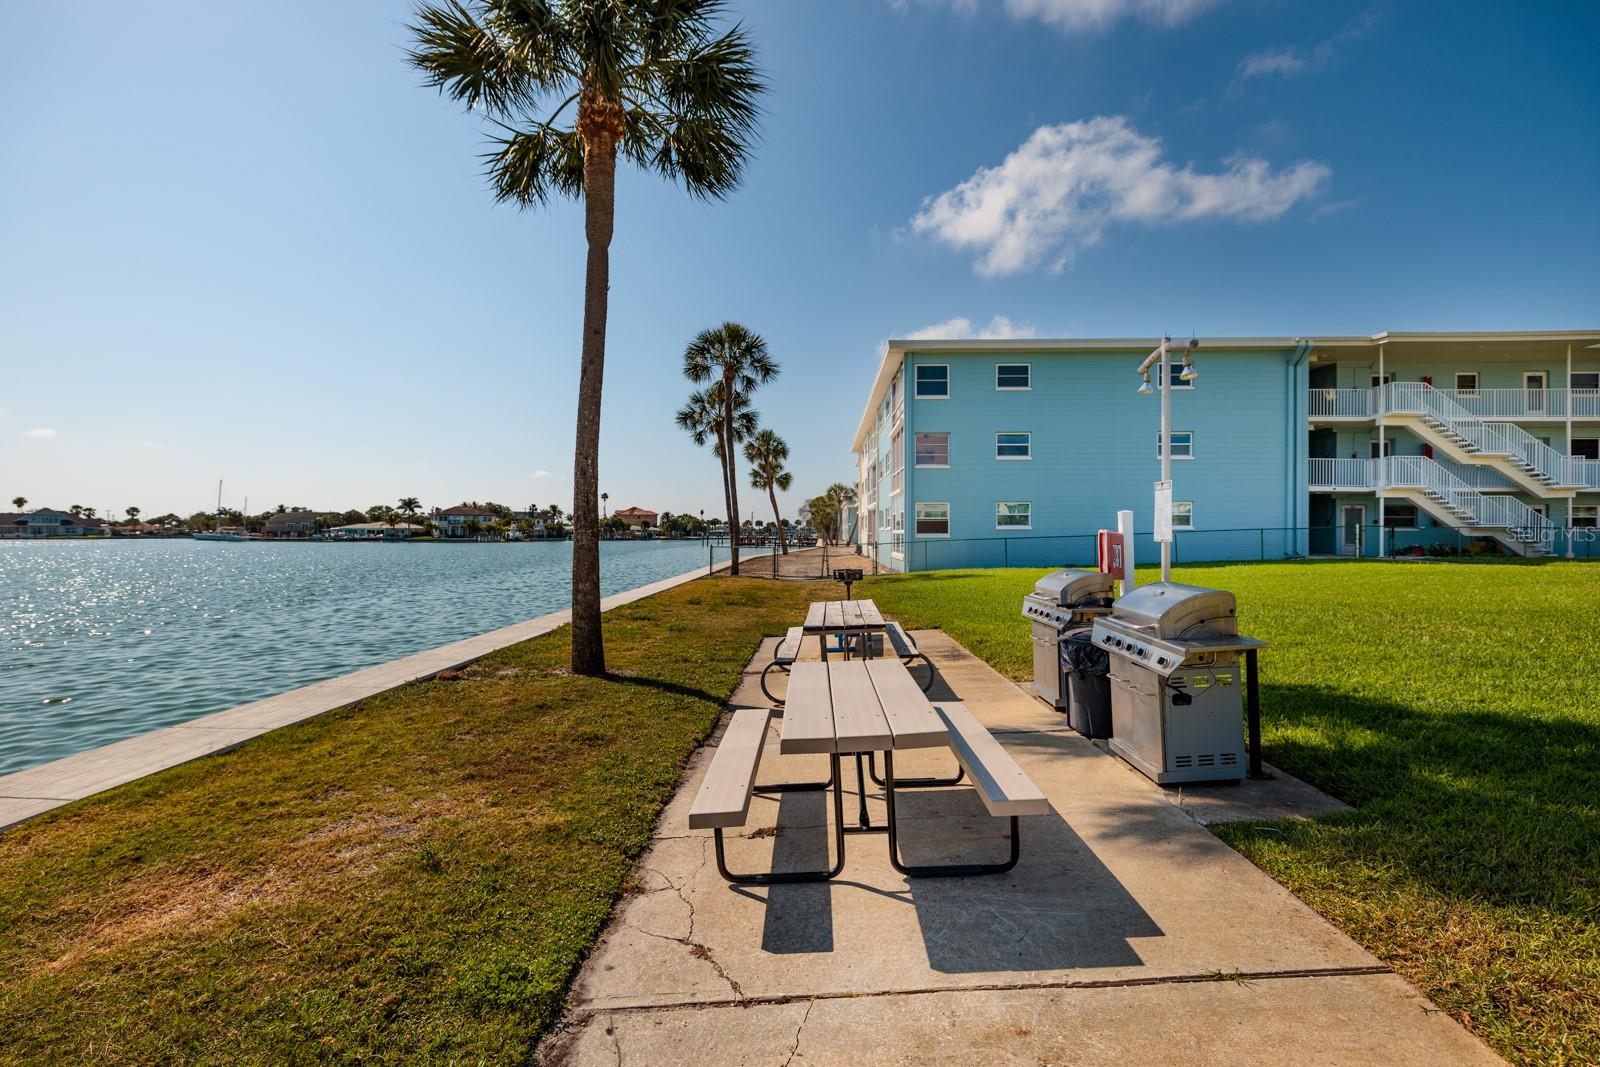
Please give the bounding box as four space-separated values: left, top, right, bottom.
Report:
0 538 769 776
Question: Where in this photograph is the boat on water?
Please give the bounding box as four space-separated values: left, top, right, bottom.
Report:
193 480 250 542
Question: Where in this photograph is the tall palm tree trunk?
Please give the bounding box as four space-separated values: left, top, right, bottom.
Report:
570 113 619 676
722 390 741 575
767 484 787 554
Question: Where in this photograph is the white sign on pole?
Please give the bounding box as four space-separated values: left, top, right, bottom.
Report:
1153 480 1173 543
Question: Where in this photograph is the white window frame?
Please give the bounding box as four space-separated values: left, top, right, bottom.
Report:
1454 371 1480 396
995 431 1032 460
891 511 905 556
1156 431 1194 460
1171 501 1194 530
914 364 950 399
1572 505 1598 529
914 501 950 538
995 363 1031 391
914 432 950 468
1571 371 1600 391
1153 363 1194 390
1369 437 1394 459
1570 437 1598 460
995 501 1032 530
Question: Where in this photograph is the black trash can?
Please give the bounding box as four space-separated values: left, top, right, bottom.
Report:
1061 627 1112 738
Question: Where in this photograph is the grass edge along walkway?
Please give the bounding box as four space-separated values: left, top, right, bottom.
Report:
864 559 1600 1067
0 576 819 1064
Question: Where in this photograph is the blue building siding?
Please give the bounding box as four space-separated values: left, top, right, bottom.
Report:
886 347 1309 570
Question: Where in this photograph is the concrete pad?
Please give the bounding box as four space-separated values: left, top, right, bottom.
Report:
546 973 1501 1066
558 631 1497 1065
1144 757 1355 826
0 797 67 831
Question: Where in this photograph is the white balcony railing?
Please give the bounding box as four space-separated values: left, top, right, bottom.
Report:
1308 388 1376 419
1576 459 1600 489
1308 457 1377 489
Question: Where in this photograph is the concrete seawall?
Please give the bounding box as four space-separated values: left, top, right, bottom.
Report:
0 559 736 832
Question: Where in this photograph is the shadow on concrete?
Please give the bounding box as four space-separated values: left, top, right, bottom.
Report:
888 785 1162 973
757 789 837 954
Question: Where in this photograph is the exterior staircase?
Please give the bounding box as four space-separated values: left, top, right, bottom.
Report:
1382 383 1584 497
1381 456 1557 556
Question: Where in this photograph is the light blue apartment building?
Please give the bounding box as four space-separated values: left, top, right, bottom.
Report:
851 331 1600 570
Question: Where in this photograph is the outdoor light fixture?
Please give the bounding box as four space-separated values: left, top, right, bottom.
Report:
1138 372 1154 395
1179 355 1198 382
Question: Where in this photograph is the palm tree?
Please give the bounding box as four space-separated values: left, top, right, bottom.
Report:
676 382 757 549
409 1 764 676
681 323 778 574
744 429 792 554
11 496 26 510
398 496 421 517
125 506 141 522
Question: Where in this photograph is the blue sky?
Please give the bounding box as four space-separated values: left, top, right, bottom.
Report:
3 0 1596 519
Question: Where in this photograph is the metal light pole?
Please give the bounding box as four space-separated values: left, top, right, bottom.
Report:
1137 336 1198 583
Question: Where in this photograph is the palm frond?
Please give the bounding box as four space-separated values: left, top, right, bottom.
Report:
485 124 584 205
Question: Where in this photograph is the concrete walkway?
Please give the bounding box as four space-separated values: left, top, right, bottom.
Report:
542 631 1500 1066
0 560 731 832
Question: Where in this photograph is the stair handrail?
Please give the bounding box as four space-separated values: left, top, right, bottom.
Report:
1382 382 1580 487
1383 455 1557 551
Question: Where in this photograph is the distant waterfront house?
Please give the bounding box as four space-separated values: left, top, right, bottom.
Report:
263 510 320 539
510 510 549 538
614 506 658 529
433 505 498 538
327 522 423 541
110 523 162 537
0 508 108 538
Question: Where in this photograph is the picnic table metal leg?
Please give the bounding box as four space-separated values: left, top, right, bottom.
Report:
715 754 846 885
882 751 1021 878
853 752 871 829
865 750 964 789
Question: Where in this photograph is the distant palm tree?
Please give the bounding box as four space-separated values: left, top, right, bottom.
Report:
398 496 421 516
11 496 26 510
676 382 757 548
682 323 778 574
744 429 792 554
125 506 141 522
409 0 764 676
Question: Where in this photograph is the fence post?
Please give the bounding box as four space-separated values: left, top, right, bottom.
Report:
1260 528 1265 561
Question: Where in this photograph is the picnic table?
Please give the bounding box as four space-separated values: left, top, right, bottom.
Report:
802 598 887 660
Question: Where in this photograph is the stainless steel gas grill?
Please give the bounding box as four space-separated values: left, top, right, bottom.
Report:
1090 581 1268 785
1021 569 1115 708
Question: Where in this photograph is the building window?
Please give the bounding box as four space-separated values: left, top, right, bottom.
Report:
1171 501 1194 530
1370 373 1393 388
996 432 1031 460
1156 431 1194 459
1455 372 1479 395
1572 438 1599 460
1153 363 1194 390
1571 372 1599 391
915 364 949 398
1383 501 1418 529
1572 505 1598 529
1369 437 1394 458
890 428 904 495
996 364 1031 390
914 432 950 467
914 501 950 537
995 501 1031 529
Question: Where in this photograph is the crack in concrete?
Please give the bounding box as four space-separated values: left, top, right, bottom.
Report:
572 964 1393 1018
620 840 745 1002
781 999 814 1067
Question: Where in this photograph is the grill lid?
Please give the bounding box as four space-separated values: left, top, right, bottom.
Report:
1032 569 1115 607
1111 581 1237 638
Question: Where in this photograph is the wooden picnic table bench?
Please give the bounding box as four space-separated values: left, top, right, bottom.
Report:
691 655 1050 884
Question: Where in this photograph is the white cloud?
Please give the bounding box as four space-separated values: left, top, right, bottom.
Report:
910 116 1330 276
1235 9 1380 84
904 315 1037 340
892 0 1224 31
531 469 552 479
1237 47 1304 79
23 428 57 439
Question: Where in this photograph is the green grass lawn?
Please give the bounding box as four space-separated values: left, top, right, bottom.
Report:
0 577 817 1064
867 559 1600 1066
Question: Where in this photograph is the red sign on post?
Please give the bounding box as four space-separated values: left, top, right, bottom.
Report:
1097 530 1124 577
